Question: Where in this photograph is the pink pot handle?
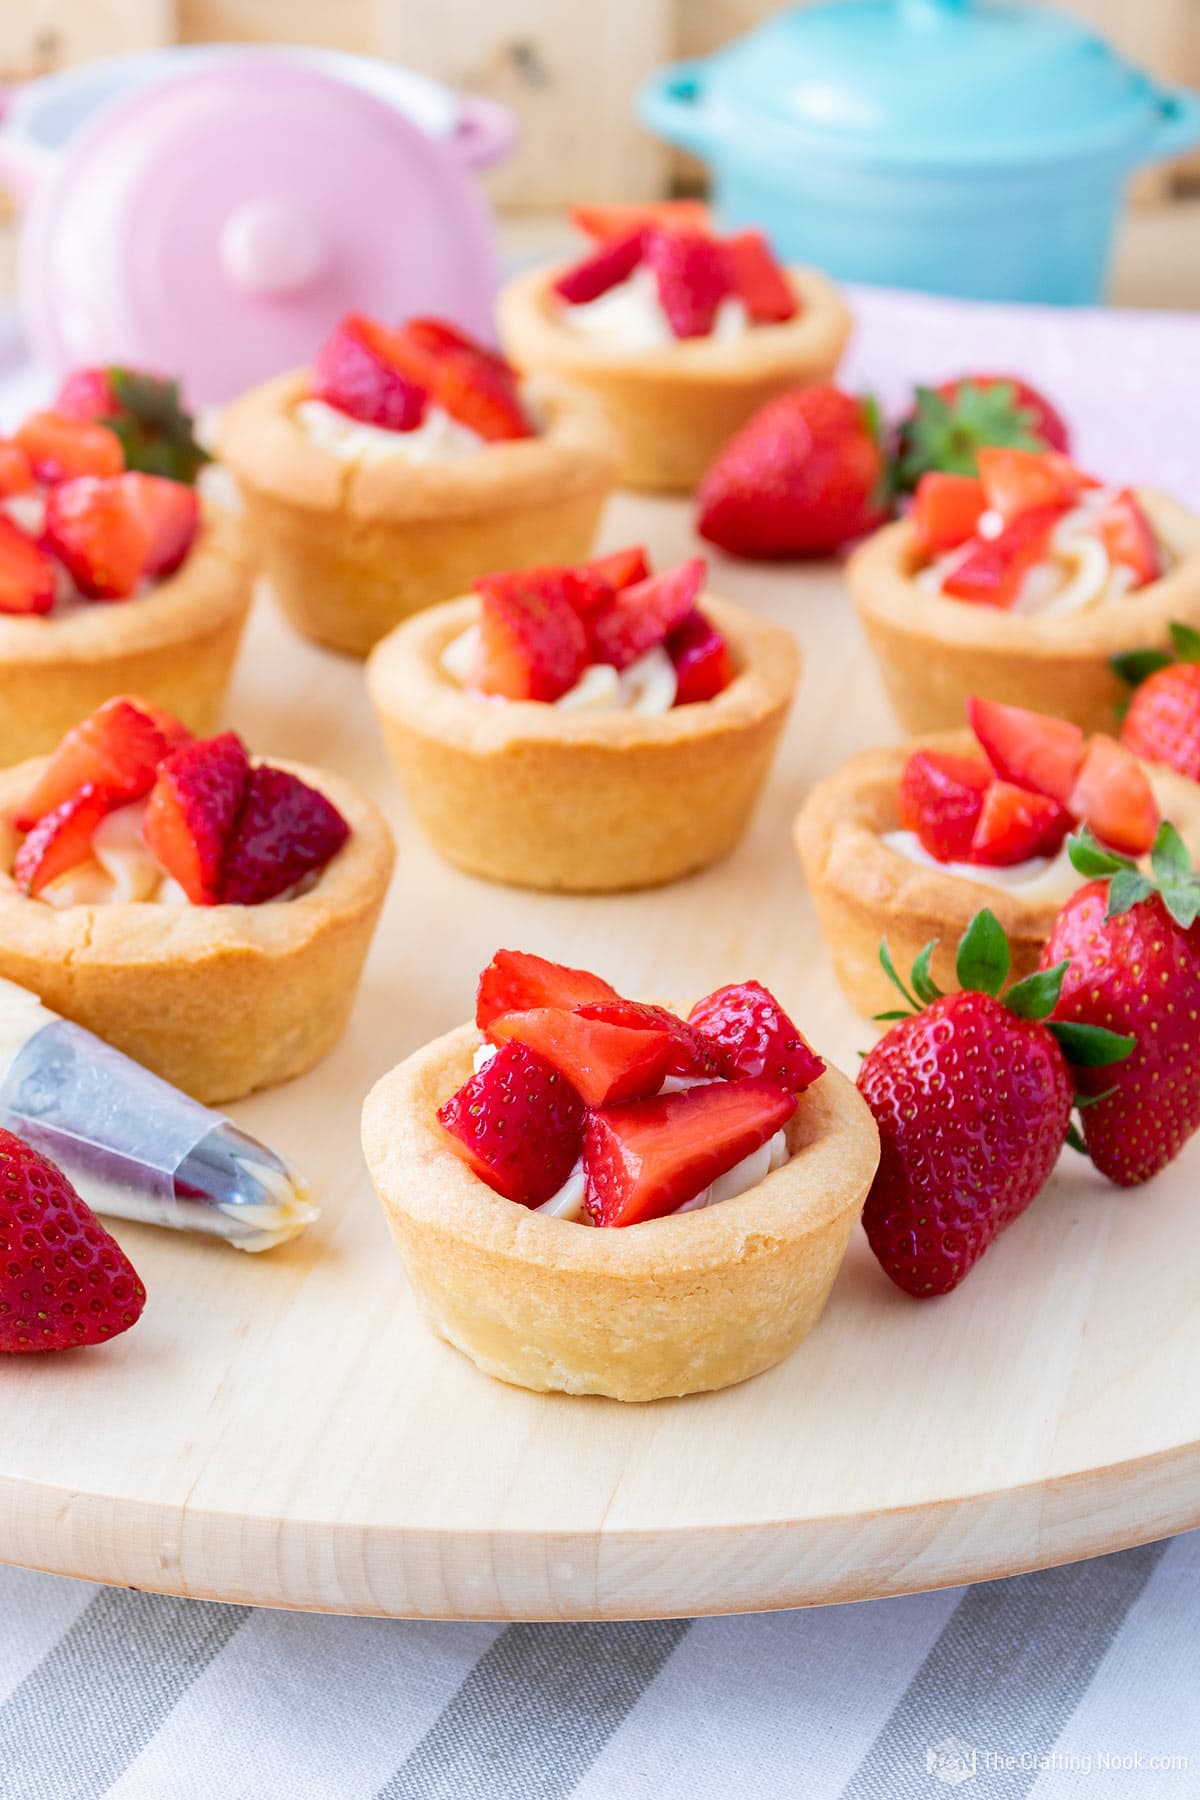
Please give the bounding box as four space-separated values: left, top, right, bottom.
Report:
451 95 518 170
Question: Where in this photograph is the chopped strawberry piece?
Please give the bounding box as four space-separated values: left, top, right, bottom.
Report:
142 731 249 904
642 228 734 339
0 441 35 497
910 472 987 558
587 556 705 670
896 748 993 862
1092 489 1160 588
570 200 711 241
15 411 123 484
553 229 646 305
0 517 55 617
401 318 511 372
475 949 619 1030
119 473 199 577
220 765 349 905
724 229 797 323
44 475 152 600
389 321 531 441
487 1005 674 1107
13 784 113 895
575 999 730 1080
975 446 1085 521
474 559 615 618
688 981 825 1091
53 367 117 422
16 696 183 830
134 699 193 753
311 313 428 431
942 504 1067 608
586 546 650 591
476 582 588 702
438 1040 586 1207
667 610 734 704
1067 733 1159 856
584 1077 797 1228
970 781 1071 866
966 697 1085 805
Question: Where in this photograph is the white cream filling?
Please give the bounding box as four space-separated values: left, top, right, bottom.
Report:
440 623 677 716
36 801 167 909
883 829 1083 906
295 397 484 465
561 265 749 351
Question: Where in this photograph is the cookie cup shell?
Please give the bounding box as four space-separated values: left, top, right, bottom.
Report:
217 372 619 657
497 266 851 494
851 492 1200 735
0 502 252 765
362 1021 880 1401
794 732 1200 1019
0 758 394 1104
366 592 799 891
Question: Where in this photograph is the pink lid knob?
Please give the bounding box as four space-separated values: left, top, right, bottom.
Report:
219 194 327 296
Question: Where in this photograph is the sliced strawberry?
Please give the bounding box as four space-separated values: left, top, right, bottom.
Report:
311 313 428 431
587 557 705 670
584 1077 797 1228
16 696 182 831
401 318 511 372
142 731 249 904
553 229 646 305
476 583 588 702
910 472 987 558
970 781 1071 866
896 748 993 862
966 697 1085 805
0 441 35 497
642 228 734 339
15 411 123 484
574 999 729 1080
942 504 1067 608
688 981 825 1091
667 610 734 704
586 546 650 591
438 1040 586 1207
975 446 1084 521
486 1006 674 1107
390 322 531 441
119 473 199 578
134 699 193 753
570 200 711 241
474 560 613 618
44 475 152 600
1093 489 1160 588
13 784 113 895
724 229 796 323
1067 734 1159 856
0 517 55 616
475 949 619 1030
53 367 117 422
219 764 349 905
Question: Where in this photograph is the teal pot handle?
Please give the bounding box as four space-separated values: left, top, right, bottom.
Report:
1140 84 1200 165
637 62 717 159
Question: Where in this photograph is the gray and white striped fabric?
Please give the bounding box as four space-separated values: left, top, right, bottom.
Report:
0 1533 1195 1798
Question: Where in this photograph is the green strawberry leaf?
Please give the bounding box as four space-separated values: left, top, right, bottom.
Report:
909 941 943 1008
102 367 209 484
1049 1020 1136 1067
1110 648 1173 689
1151 820 1193 882
955 908 1010 997
1107 867 1156 918
1170 621 1200 663
1075 1086 1117 1109
1065 1122 1089 1156
877 938 919 1013
1004 960 1067 1022
872 1010 914 1023
1067 827 1130 880
895 379 1045 490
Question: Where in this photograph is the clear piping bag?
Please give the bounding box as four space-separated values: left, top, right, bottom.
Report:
0 980 316 1251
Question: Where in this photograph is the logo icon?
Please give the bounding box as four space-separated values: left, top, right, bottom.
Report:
925 1738 977 1786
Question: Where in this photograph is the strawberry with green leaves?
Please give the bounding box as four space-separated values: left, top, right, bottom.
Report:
54 366 209 485
896 376 1070 490
1044 824 1200 1186
858 911 1131 1297
1116 622 1200 784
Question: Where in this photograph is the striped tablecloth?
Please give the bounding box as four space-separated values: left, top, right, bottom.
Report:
0 1532 1195 1798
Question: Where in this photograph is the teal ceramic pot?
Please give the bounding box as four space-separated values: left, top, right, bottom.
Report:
638 0 1199 304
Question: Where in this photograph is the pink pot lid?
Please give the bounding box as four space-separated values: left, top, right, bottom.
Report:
20 60 502 404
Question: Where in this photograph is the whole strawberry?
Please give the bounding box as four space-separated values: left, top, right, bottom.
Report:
696 385 889 559
0 1129 146 1351
858 914 1127 1296
54 366 209 485
896 374 1070 489
1043 825 1200 1186
1116 623 1200 783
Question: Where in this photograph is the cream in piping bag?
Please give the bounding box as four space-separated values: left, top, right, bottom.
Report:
0 980 315 1250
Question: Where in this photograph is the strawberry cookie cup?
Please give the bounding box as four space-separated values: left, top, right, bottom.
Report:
218 313 618 658
852 447 1200 734
795 697 1200 1018
0 698 393 1102
497 203 851 494
367 549 799 891
362 950 879 1400
0 403 251 764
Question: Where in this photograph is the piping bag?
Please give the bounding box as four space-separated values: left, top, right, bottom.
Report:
0 979 316 1250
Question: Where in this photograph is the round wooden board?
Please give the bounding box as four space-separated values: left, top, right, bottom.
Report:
1 492 1198 1622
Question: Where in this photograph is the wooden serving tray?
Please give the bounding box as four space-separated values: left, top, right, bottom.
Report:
1 492 1197 1620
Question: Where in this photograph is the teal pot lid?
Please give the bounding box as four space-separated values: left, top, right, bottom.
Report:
641 0 1200 170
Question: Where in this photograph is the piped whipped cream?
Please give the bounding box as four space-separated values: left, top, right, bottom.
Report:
25 801 187 909
883 829 1083 907
295 398 484 466
560 265 749 353
441 623 678 716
